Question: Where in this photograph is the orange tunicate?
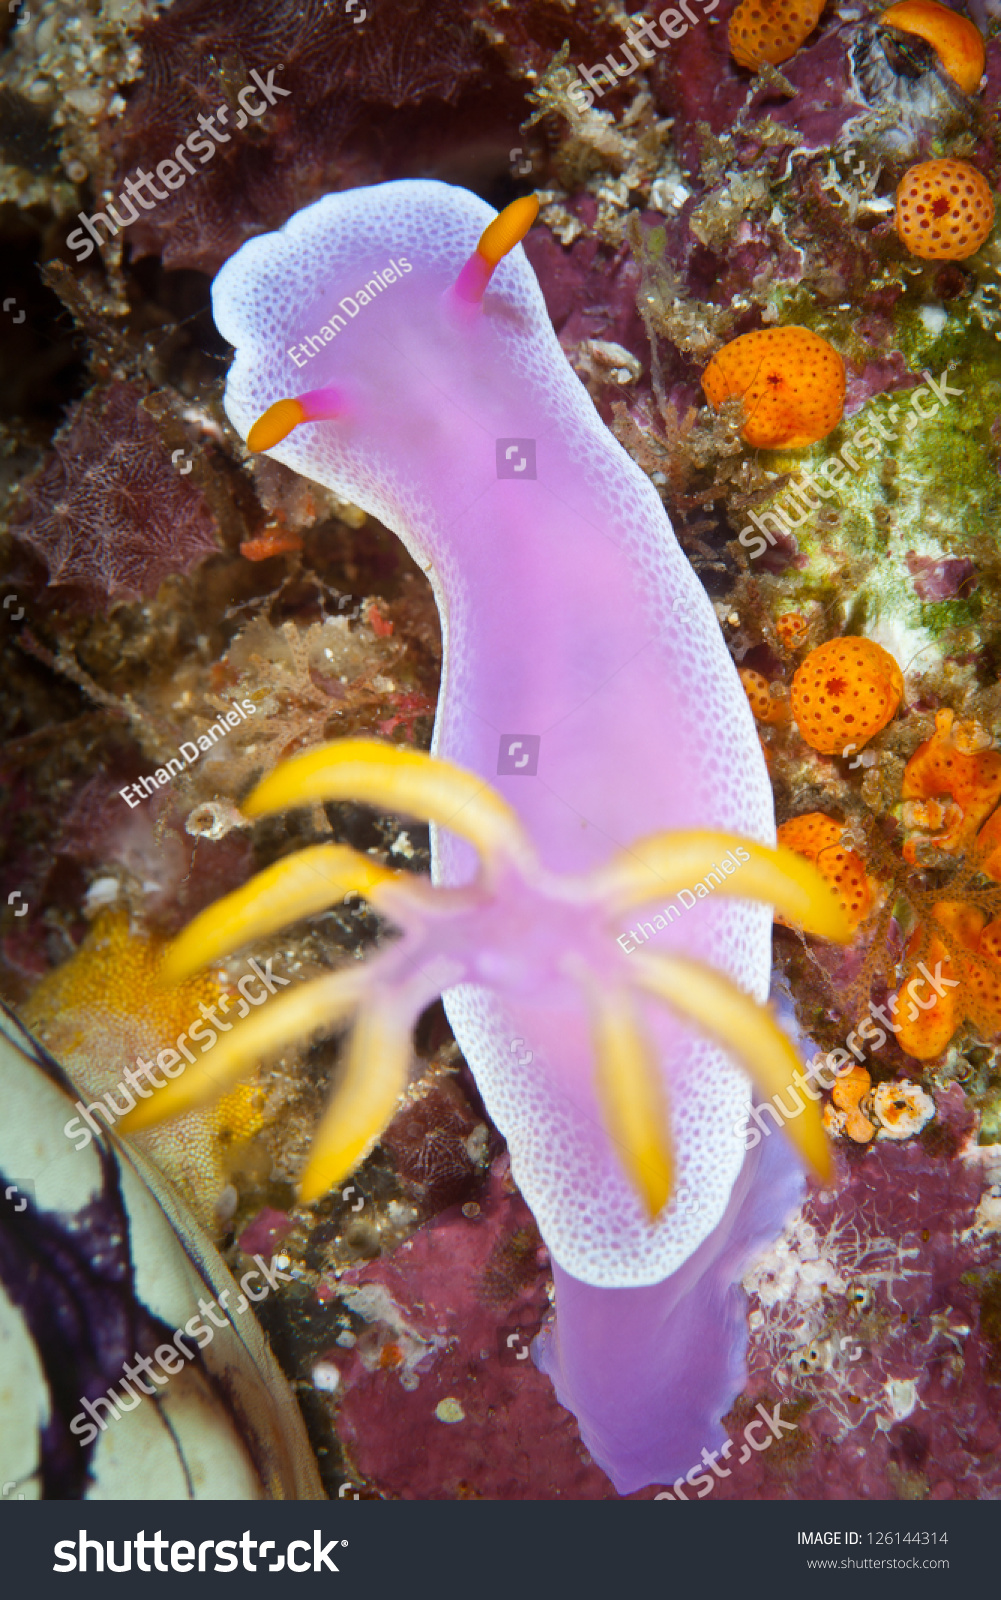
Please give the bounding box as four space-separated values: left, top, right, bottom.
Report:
880 1 985 95
729 0 826 71
975 803 1001 880
894 914 963 1060
240 529 305 561
901 708 1001 860
701 327 845 449
980 916 1001 960
775 612 808 650
831 1064 875 1143
790 637 903 756
739 667 790 725
895 159 994 261
776 812 874 933
895 900 1001 1058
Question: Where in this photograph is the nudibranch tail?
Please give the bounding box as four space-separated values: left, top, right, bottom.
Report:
126 738 843 1214
120 966 371 1131
450 194 539 305
599 831 853 943
587 981 673 1219
242 737 532 873
245 383 346 453
161 842 400 986
630 950 833 1182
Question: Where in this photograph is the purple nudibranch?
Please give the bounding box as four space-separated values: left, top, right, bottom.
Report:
205 180 815 1492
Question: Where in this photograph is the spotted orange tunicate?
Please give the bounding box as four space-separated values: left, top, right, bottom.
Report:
776 812 874 933
775 611 809 650
895 159 995 261
880 1 985 95
702 327 845 450
790 637 903 756
901 709 1001 860
729 0 827 70
739 667 790 725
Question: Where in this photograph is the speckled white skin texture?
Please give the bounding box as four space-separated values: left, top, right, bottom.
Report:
212 180 775 1288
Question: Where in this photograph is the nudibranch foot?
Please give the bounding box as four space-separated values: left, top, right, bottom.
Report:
536 1123 807 1495
124 739 846 1213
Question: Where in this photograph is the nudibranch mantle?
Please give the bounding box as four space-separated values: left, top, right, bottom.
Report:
212 180 779 1291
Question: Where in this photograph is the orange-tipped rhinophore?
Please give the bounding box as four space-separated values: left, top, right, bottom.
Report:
702 327 845 449
452 195 539 304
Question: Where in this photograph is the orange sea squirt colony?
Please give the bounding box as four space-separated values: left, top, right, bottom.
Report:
728 0 826 70
901 708 1001 860
880 0 985 95
894 900 1001 1059
776 812 875 933
895 159 994 260
790 637 903 755
701 327 845 449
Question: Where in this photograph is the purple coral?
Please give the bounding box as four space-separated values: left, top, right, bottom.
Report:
10 383 219 605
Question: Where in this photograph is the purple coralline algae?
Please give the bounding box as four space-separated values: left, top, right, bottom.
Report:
10 382 219 605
